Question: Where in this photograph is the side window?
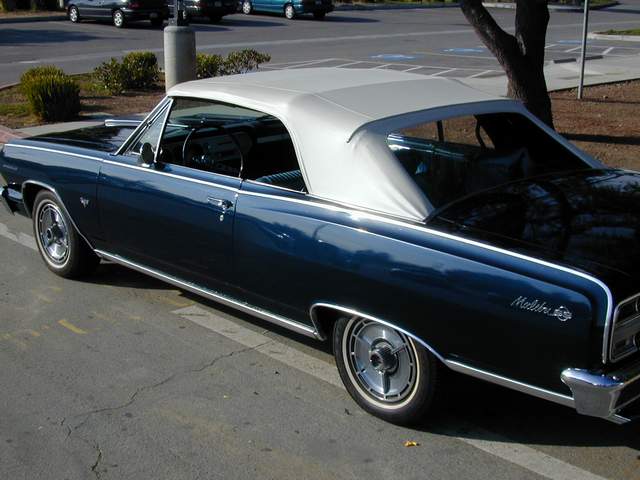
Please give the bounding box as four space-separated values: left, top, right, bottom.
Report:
157 97 306 191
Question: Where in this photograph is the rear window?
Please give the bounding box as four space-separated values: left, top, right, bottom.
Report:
387 113 588 210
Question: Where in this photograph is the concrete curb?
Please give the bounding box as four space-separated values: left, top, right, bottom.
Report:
335 2 459 10
482 1 619 11
588 32 640 42
0 13 66 24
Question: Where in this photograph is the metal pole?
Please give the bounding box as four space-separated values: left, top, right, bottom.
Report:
578 0 590 99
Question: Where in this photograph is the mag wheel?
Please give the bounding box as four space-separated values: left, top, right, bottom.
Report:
32 190 99 279
241 0 252 14
333 315 438 425
68 5 80 22
284 3 295 19
113 9 126 28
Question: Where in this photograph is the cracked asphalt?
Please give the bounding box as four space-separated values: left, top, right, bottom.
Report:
2 204 640 478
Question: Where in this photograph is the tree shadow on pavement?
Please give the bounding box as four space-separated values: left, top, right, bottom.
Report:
0 28 102 45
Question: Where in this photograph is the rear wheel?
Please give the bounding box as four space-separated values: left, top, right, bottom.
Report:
68 5 80 22
333 315 439 426
113 9 126 28
284 3 295 19
241 0 251 14
32 190 99 279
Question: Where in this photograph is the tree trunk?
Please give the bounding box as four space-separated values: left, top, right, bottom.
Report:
460 0 554 128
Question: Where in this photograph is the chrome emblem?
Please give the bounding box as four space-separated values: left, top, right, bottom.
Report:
510 296 572 322
80 197 90 208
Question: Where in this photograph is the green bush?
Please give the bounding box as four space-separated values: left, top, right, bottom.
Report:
223 49 272 75
196 53 225 79
93 52 159 94
93 58 128 95
21 74 81 122
122 51 160 89
19 65 65 93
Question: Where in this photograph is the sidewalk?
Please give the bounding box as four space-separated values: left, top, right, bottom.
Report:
461 53 640 97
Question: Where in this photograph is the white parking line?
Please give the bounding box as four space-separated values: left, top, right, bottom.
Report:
284 58 341 69
333 61 365 68
564 46 583 53
430 68 457 77
173 304 610 480
0 221 37 251
467 69 495 79
603 47 615 55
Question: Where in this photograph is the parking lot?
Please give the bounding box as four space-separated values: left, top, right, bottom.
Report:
2 3 640 480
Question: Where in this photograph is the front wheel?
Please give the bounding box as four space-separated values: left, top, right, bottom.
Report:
113 9 126 28
32 190 100 279
284 3 295 19
241 0 252 14
333 315 439 426
68 5 80 22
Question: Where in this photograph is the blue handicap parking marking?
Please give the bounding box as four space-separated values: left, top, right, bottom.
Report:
443 47 486 54
370 54 419 61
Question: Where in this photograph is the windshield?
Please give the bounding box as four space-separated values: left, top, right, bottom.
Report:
387 112 589 211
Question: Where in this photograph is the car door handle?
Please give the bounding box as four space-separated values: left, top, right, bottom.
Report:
207 197 233 211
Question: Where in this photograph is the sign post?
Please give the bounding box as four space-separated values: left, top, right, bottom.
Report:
578 0 590 99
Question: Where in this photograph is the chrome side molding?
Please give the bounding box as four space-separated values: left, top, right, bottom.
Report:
94 250 320 340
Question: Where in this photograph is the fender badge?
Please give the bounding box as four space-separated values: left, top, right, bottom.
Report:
510 296 572 322
80 197 90 208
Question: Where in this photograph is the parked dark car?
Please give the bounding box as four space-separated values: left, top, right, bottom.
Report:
2 68 640 426
240 0 333 20
166 0 237 23
65 0 169 27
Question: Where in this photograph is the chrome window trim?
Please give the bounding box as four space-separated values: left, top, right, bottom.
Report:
5 144 105 163
6 146 613 363
609 292 640 363
309 302 577 410
243 178 308 195
21 180 96 250
115 97 172 156
95 250 320 339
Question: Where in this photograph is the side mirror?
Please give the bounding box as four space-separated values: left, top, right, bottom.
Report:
139 142 155 166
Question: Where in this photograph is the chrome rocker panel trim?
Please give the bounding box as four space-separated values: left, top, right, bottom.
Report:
94 250 321 340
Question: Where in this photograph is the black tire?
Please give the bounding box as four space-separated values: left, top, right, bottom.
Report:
150 16 164 27
241 0 252 14
284 3 295 19
68 5 80 23
333 315 439 426
32 190 99 279
313 11 325 20
113 9 126 28
209 14 222 23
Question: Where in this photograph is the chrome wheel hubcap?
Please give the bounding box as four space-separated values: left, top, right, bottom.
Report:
114 12 123 25
345 318 418 404
242 2 250 13
38 203 69 264
285 5 293 17
70 8 78 21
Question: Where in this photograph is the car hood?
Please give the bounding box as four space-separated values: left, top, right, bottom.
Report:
429 168 640 301
30 124 137 153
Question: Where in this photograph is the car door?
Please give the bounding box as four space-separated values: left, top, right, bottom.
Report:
79 0 103 18
97 98 242 292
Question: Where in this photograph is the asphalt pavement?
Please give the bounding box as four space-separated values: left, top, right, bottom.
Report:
3 4 640 480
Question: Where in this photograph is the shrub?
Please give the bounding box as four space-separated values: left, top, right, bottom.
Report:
93 52 159 94
223 49 272 75
22 74 81 122
196 53 225 79
19 65 65 94
93 58 128 95
122 51 160 89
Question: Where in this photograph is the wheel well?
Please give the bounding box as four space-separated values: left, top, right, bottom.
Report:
22 183 47 217
309 305 346 342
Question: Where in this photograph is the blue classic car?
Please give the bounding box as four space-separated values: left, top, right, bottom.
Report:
240 0 333 20
2 68 640 425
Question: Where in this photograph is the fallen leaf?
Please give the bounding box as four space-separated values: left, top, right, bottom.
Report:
403 441 419 447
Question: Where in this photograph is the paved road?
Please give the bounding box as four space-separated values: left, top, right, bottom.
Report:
2 4 640 85
2 208 640 479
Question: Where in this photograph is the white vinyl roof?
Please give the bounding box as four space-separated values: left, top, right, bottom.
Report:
168 68 514 220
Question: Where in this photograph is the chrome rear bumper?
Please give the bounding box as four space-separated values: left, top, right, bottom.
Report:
562 358 640 424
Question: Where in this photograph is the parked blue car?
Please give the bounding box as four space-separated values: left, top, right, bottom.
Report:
2 68 640 426
240 0 333 19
